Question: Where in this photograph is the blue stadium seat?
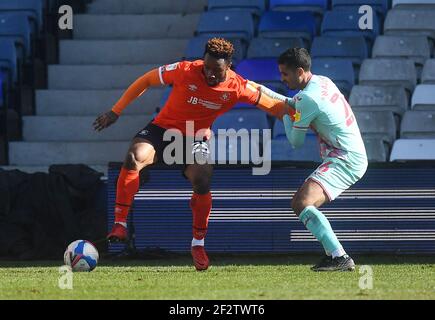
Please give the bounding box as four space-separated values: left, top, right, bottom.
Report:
258 11 317 46
247 37 306 59
0 0 43 32
207 0 266 16
212 109 269 133
0 39 18 84
321 9 380 47
269 0 328 15
196 11 255 42
311 59 355 97
331 0 389 17
235 58 287 93
184 37 246 64
0 13 32 60
311 36 368 66
269 137 321 162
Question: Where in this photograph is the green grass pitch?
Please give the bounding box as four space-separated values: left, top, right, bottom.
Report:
1 255 434 300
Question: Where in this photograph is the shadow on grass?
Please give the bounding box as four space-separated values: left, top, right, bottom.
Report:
2 252 435 269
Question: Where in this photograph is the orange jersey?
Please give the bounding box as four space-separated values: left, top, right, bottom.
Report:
153 60 260 136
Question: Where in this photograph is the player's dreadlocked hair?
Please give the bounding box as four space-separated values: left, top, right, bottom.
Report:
204 38 234 63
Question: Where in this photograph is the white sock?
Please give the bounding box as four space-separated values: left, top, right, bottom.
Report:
331 247 346 258
115 222 127 228
191 238 204 247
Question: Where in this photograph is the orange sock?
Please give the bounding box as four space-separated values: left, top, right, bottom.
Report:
114 167 140 223
190 192 212 240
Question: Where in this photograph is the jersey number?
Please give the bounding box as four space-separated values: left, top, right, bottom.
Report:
330 93 355 127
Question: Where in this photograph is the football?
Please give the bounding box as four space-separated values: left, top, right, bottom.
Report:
64 240 99 272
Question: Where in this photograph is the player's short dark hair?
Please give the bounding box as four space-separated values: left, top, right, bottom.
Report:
278 47 311 71
204 38 234 63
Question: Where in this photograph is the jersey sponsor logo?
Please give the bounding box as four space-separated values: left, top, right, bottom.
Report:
294 110 301 122
138 129 150 136
165 62 179 71
187 96 223 110
188 84 198 92
220 92 230 102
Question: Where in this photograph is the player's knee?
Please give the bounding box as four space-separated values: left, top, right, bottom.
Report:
124 149 152 171
291 196 309 217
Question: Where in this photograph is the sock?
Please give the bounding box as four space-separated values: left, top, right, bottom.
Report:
114 167 139 223
299 206 345 257
190 192 212 242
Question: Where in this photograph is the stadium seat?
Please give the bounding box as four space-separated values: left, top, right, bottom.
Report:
349 85 409 116
212 109 269 133
210 135 262 164
247 37 306 59
311 59 355 97
196 11 255 42
354 111 397 146
321 9 380 47
359 59 417 94
411 85 435 110
184 37 246 64
268 137 321 162
332 0 389 17
0 39 17 84
211 109 269 163
384 9 435 42
390 139 435 161
236 58 287 93
400 111 435 138
258 11 317 46
0 13 32 60
372 36 431 71
421 59 435 84
392 0 435 9
269 0 328 15
207 0 266 16
362 137 388 162
311 36 368 66
0 0 43 32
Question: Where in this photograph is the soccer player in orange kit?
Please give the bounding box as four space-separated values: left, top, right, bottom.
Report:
93 38 292 271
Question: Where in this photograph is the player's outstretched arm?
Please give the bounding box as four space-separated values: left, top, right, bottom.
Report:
93 68 162 131
249 81 295 120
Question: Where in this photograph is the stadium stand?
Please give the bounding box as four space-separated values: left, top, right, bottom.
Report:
247 37 306 59
236 58 287 93
349 85 409 116
258 11 317 46
354 111 397 151
411 85 435 110
311 36 368 66
392 0 435 9
207 0 266 16
359 59 417 94
400 111 435 138
311 59 355 97
422 59 435 84
196 11 255 42
269 0 328 14
332 0 390 17
384 8 435 42
321 8 381 47
361 137 389 162
372 35 431 78
390 139 435 161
